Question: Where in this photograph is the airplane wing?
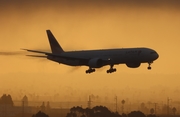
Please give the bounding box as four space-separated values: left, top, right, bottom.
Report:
22 49 89 60
22 49 111 65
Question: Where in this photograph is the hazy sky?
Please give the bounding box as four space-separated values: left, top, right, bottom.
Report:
0 0 180 102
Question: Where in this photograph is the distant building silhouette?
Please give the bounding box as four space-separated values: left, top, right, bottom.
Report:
0 94 14 117
46 101 51 114
22 95 28 107
40 102 46 112
0 94 13 106
140 103 148 114
88 95 92 109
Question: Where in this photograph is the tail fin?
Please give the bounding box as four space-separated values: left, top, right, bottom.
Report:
46 30 64 54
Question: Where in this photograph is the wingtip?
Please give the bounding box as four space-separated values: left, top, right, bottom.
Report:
21 48 28 51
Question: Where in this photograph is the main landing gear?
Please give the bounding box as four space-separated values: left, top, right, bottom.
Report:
85 65 117 74
107 65 116 73
86 68 95 74
147 62 152 70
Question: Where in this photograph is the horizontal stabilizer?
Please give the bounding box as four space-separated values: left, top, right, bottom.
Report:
21 49 50 54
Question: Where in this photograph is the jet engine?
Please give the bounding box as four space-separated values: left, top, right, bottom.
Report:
88 58 103 68
126 63 141 68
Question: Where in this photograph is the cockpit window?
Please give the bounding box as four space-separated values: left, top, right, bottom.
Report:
150 51 156 54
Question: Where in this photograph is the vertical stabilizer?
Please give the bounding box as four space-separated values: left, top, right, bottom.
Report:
46 30 64 54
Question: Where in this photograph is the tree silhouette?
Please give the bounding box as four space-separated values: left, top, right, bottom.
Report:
80 115 86 117
69 106 84 117
67 106 122 117
122 113 127 117
66 113 71 117
92 106 112 117
147 114 157 117
128 111 146 117
84 107 93 117
32 111 49 117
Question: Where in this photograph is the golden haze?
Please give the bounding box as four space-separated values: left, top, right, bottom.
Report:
0 1 180 103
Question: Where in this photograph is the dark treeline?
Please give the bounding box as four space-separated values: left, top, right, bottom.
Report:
32 111 49 117
67 106 120 117
65 106 159 117
0 94 179 117
32 106 151 117
19 105 180 117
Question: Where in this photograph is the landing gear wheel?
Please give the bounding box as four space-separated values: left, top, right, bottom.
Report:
107 68 116 73
85 68 95 74
86 70 89 74
148 66 151 70
92 69 95 72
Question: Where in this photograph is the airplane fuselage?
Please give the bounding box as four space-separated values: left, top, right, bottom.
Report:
47 47 159 68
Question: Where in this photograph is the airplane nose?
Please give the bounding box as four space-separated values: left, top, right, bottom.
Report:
155 52 159 60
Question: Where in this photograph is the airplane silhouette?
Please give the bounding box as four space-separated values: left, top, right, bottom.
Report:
23 30 159 74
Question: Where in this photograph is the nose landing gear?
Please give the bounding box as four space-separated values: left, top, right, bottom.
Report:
148 66 151 70
147 62 152 70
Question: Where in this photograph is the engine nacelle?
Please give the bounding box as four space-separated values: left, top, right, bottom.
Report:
126 63 141 68
88 58 103 68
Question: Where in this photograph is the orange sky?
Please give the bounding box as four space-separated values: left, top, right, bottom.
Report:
0 0 180 103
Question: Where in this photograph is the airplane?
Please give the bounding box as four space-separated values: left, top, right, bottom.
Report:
23 30 159 74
